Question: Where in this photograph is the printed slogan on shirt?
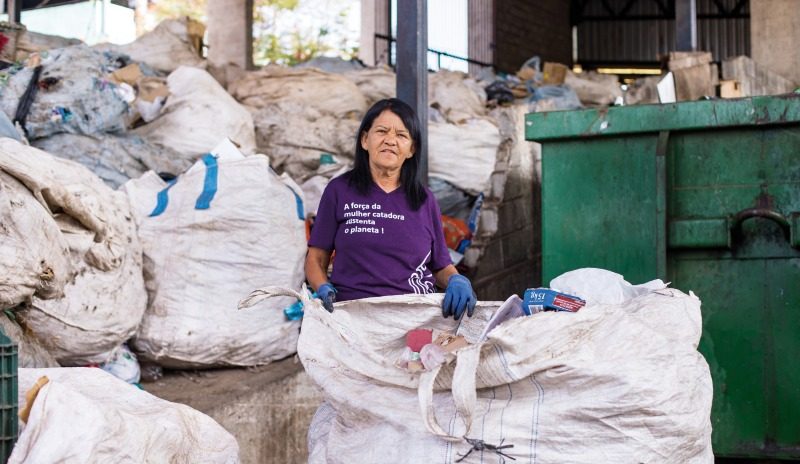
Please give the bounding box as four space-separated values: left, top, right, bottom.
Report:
342 201 405 235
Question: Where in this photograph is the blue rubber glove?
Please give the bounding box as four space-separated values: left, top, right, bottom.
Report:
317 283 337 313
442 274 476 320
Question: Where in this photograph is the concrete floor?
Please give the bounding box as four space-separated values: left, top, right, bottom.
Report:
143 356 325 464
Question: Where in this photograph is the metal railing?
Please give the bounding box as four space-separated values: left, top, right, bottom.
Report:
374 33 492 72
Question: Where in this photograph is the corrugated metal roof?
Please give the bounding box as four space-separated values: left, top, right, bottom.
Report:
576 0 750 66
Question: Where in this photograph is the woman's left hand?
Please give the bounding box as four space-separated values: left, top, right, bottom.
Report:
442 274 477 320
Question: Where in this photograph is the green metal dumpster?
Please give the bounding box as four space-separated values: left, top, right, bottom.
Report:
525 94 800 459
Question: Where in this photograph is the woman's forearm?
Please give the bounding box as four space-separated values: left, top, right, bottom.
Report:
434 264 459 289
305 247 332 292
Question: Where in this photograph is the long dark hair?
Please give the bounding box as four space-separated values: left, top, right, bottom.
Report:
348 98 427 210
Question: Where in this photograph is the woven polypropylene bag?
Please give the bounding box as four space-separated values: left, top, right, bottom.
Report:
124 145 306 368
291 286 713 464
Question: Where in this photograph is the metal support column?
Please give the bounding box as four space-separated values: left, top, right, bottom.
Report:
396 0 428 183
7 0 22 24
675 0 697 51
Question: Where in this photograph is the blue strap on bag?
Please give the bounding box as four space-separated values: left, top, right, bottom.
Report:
148 155 303 220
269 165 305 221
149 153 219 217
148 178 178 217
194 154 219 210
287 186 304 220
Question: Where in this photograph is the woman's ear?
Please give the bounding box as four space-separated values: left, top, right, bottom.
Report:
360 131 369 150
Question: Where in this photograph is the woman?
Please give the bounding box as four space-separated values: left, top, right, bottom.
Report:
305 98 476 320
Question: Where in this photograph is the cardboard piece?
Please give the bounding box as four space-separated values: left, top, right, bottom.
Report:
667 51 717 101
106 65 169 103
137 76 169 102
667 51 713 71
722 55 796 97
432 333 469 353
542 62 568 85
107 63 143 86
720 80 743 98
407 360 424 373
673 64 714 101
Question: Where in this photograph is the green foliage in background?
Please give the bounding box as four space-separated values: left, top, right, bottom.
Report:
253 0 357 66
149 0 358 67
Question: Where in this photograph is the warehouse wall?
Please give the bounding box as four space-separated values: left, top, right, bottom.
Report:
750 0 800 85
470 106 541 300
493 0 572 73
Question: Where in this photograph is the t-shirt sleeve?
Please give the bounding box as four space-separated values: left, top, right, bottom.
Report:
308 181 338 251
427 192 453 272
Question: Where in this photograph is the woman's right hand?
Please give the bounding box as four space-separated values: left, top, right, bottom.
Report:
317 283 337 313
306 246 335 311
442 274 476 320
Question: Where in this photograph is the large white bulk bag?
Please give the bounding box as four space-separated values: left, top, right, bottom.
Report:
248 101 358 181
428 118 501 195
133 66 256 164
0 45 130 139
289 283 713 463
229 66 368 118
342 66 396 107
124 141 306 367
0 139 147 365
0 165 72 309
32 132 187 189
0 316 59 368
429 70 488 124
10 368 239 463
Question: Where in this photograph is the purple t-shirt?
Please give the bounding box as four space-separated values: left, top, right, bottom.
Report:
308 173 452 301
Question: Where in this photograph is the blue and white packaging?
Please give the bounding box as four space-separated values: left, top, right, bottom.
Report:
522 288 586 315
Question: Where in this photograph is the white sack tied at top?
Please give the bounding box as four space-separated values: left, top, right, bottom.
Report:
9 368 239 464
428 117 502 196
291 284 712 464
96 18 206 74
0 139 147 366
123 139 307 368
229 65 368 119
133 66 256 169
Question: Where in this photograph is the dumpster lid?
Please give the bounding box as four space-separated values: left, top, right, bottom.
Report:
525 94 800 142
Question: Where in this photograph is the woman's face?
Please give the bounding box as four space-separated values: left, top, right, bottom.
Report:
360 109 414 173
